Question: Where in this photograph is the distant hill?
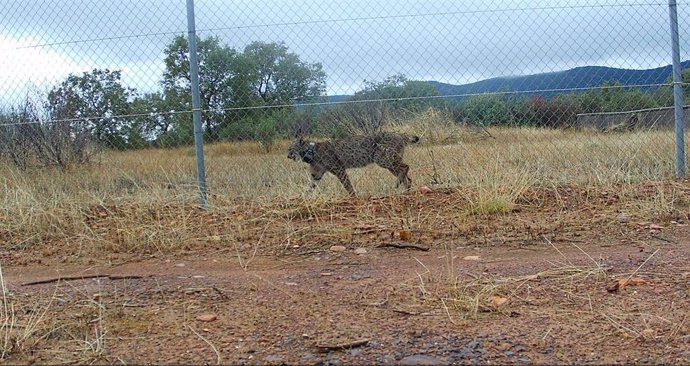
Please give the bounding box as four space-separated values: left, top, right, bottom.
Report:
326 61 690 103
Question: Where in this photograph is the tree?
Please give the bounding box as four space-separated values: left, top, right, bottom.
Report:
162 36 245 138
47 69 136 149
161 37 326 141
459 93 512 126
241 41 326 106
527 96 579 128
655 68 690 106
355 73 440 117
130 91 193 147
572 81 660 114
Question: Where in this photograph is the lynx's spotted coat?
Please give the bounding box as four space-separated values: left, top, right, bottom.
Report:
287 132 420 196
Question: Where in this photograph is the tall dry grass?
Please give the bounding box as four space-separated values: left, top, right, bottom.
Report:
0 108 684 257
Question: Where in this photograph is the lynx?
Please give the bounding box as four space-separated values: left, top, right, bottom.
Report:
287 132 420 196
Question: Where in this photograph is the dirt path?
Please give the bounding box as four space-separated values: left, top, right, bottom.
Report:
3 230 689 365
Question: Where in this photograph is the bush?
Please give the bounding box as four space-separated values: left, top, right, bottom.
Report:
218 108 302 152
527 96 579 128
316 101 387 137
458 94 513 126
0 97 94 169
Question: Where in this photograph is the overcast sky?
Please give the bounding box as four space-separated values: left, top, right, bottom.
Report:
1 0 689 106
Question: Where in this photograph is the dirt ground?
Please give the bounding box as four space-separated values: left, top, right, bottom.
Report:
2 183 690 365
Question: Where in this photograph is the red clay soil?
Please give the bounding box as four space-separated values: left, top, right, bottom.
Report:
2 185 690 365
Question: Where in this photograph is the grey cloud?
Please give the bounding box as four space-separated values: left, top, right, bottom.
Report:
1 0 689 103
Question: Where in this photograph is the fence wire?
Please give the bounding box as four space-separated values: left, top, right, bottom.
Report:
1 1 690 200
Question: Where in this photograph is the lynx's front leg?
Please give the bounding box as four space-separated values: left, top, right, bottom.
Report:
309 165 326 191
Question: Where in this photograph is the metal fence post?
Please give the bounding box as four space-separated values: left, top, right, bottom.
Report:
186 0 209 208
669 0 686 178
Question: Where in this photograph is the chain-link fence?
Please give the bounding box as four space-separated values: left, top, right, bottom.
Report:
1 1 689 202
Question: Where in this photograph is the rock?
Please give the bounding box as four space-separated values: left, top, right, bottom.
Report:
264 355 282 363
465 339 481 350
326 357 342 365
451 347 475 359
642 328 656 339
463 255 480 261
195 314 217 322
330 245 347 252
399 354 443 365
351 273 371 281
512 345 526 353
354 248 367 255
488 295 509 307
649 223 664 230
418 185 432 194
301 353 316 362
399 230 412 241
616 213 630 223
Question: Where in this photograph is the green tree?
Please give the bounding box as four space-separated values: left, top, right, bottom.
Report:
655 68 690 106
459 93 512 126
48 69 137 149
573 81 659 113
130 92 192 147
162 35 246 138
241 41 326 106
355 73 440 117
161 37 326 142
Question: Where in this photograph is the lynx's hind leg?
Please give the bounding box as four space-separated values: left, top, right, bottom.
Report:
333 168 356 196
379 159 411 191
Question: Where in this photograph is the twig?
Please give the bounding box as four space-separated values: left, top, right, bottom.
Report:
108 274 146 280
650 235 676 244
316 339 369 352
570 241 602 269
440 297 456 325
668 314 686 340
122 303 146 308
353 227 388 235
185 323 221 365
0 260 11 361
391 308 419 315
426 147 442 185
378 242 430 251
480 125 495 139
212 286 228 300
22 274 145 286
625 248 660 282
601 312 641 338
543 235 570 265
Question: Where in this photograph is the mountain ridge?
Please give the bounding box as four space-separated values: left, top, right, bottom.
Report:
327 61 690 102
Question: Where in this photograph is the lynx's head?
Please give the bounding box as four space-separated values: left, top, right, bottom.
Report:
288 136 315 163
288 136 309 161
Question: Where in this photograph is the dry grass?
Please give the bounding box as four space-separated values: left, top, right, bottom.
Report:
0 116 686 259
0 269 112 364
407 239 612 322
